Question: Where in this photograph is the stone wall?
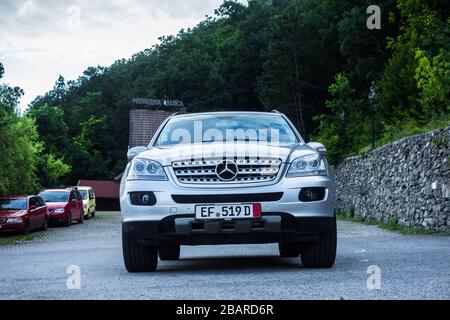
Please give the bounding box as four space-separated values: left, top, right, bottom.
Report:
334 126 450 232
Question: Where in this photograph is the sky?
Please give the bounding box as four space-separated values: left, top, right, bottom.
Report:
0 0 229 111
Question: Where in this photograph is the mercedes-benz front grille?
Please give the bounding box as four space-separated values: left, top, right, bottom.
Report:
172 157 282 184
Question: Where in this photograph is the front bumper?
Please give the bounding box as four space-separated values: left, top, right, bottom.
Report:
121 174 335 245
121 175 335 222
123 214 334 246
0 222 25 233
48 212 68 224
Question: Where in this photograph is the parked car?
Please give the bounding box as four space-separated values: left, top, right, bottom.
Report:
77 186 96 219
38 188 84 227
120 111 336 272
0 196 48 234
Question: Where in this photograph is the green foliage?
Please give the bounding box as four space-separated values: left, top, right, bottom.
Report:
361 115 450 152
322 0 449 160
0 64 72 195
0 233 37 245
1 64 41 195
21 0 448 184
27 104 69 155
415 49 450 114
0 116 42 196
377 44 420 123
69 116 110 181
38 154 71 188
313 73 368 163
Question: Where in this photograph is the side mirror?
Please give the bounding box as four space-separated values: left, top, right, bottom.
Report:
71 199 77 206
307 142 327 155
127 146 148 162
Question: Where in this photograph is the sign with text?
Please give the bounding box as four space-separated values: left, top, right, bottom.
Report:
132 98 184 108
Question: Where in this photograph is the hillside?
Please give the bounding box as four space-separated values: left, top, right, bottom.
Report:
1 0 447 192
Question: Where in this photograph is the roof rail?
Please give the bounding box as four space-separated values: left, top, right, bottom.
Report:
271 110 282 114
171 112 179 117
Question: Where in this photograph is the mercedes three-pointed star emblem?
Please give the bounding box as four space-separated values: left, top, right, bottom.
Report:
215 160 239 181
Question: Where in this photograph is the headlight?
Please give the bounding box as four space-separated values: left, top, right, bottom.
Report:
54 208 65 213
287 154 327 177
127 159 167 181
6 217 23 224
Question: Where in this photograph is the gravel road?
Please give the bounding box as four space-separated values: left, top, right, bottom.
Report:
0 211 449 300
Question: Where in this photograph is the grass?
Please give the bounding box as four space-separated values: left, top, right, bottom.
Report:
0 233 38 245
358 115 450 155
0 211 116 246
336 212 450 236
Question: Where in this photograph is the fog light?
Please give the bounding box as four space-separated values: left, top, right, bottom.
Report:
130 192 156 206
299 187 326 202
141 194 150 204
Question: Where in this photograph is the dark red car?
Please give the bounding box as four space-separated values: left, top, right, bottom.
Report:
0 196 48 234
38 188 84 227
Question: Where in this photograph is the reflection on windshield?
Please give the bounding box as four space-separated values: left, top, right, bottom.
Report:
79 190 88 200
154 114 299 146
0 199 27 210
38 192 68 203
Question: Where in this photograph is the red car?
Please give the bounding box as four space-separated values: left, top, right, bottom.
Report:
0 196 48 234
38 188 84 227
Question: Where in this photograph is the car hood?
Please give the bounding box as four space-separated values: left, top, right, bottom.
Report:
0 210 27 217
46 202 68 209
136 143 318 166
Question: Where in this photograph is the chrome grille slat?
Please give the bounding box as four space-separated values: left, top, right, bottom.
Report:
172 157 282 184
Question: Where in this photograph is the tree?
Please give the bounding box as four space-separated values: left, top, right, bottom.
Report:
38 154 71 188
68 116 110 182
257 0 343 138
415 49 450 115
314 73 366 163
27 104 69 156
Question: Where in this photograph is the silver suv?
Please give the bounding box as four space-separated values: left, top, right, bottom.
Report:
120 111 336 272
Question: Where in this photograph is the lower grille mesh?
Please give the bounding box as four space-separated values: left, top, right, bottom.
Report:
171 192 283 204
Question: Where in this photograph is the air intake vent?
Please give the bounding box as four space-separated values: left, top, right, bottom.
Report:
171 192 283 204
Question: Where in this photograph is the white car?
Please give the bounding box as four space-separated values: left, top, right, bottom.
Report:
120 111 336 272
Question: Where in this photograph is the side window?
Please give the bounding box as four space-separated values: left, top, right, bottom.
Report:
89 190 94 199
29 197 38 208
37 197 45 206
70 191 76 201
76 191 82 201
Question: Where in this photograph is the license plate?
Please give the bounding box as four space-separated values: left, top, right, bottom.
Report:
195 203 261 220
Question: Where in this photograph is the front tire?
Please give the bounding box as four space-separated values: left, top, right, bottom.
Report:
300 215 337 268
122 225 158 272
159 246 180 261
278 243 300 257
78 212 84 224
65 213 72 227
41 217 48 231
23 220 31 235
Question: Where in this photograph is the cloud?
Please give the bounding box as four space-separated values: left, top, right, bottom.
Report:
67 5 82 30
0 0 227 111
16 1 35 17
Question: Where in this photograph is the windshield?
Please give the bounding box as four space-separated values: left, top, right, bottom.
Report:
154 114 299 147
79 190 88 200
38 191 68 203
0 199 27 210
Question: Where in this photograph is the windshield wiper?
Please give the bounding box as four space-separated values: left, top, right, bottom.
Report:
233 138 260 142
